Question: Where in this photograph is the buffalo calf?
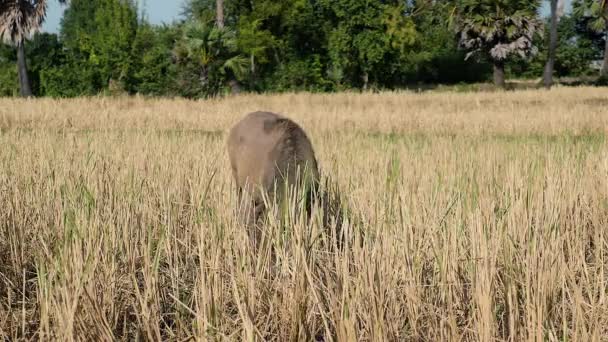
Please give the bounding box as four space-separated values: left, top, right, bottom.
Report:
227 111 320 248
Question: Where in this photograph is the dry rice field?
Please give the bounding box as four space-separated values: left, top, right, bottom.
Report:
1 87 607 341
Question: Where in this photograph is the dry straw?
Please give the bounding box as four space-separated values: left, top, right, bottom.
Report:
0 87 607 341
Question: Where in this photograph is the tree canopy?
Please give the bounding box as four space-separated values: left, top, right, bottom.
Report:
0 0 605 97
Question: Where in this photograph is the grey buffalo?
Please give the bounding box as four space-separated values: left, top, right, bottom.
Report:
227 111 321 248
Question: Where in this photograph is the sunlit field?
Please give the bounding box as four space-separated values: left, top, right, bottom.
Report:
1 88 607 341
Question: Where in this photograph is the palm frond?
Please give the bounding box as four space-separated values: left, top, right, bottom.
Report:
0 0 50 44
222 55 249 80
454 0 542 61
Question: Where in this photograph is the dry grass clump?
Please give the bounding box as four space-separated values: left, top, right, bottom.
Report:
1 87 607 341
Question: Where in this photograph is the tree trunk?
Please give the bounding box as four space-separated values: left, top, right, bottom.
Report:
216 0 224 29
250 53 255 75
493 61 505 88
229 79 241 95
601 26 608 77
16 41 32 97
543 0 559 89
362 71 369 91
200 67 209 88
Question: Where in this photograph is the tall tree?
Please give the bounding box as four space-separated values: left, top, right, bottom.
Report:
453 0 543 88
322 0 416 90
59 0 97 50
130 23 177 96
216 0 224 28
59 0 138 92
0 0 65 97
543 0 564 88
573 0 608 77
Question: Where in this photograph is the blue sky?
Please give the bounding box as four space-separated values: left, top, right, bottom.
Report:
42 0 571 34
42 0 187 33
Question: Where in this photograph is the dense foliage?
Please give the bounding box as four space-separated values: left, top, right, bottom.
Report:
0 0 605 97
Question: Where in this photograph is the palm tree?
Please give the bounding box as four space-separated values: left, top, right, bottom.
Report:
0 0 66 97
574 0 608 77
173 20 248 96
453 0 543 88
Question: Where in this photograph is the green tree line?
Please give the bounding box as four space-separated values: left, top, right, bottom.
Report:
1 0 607 98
